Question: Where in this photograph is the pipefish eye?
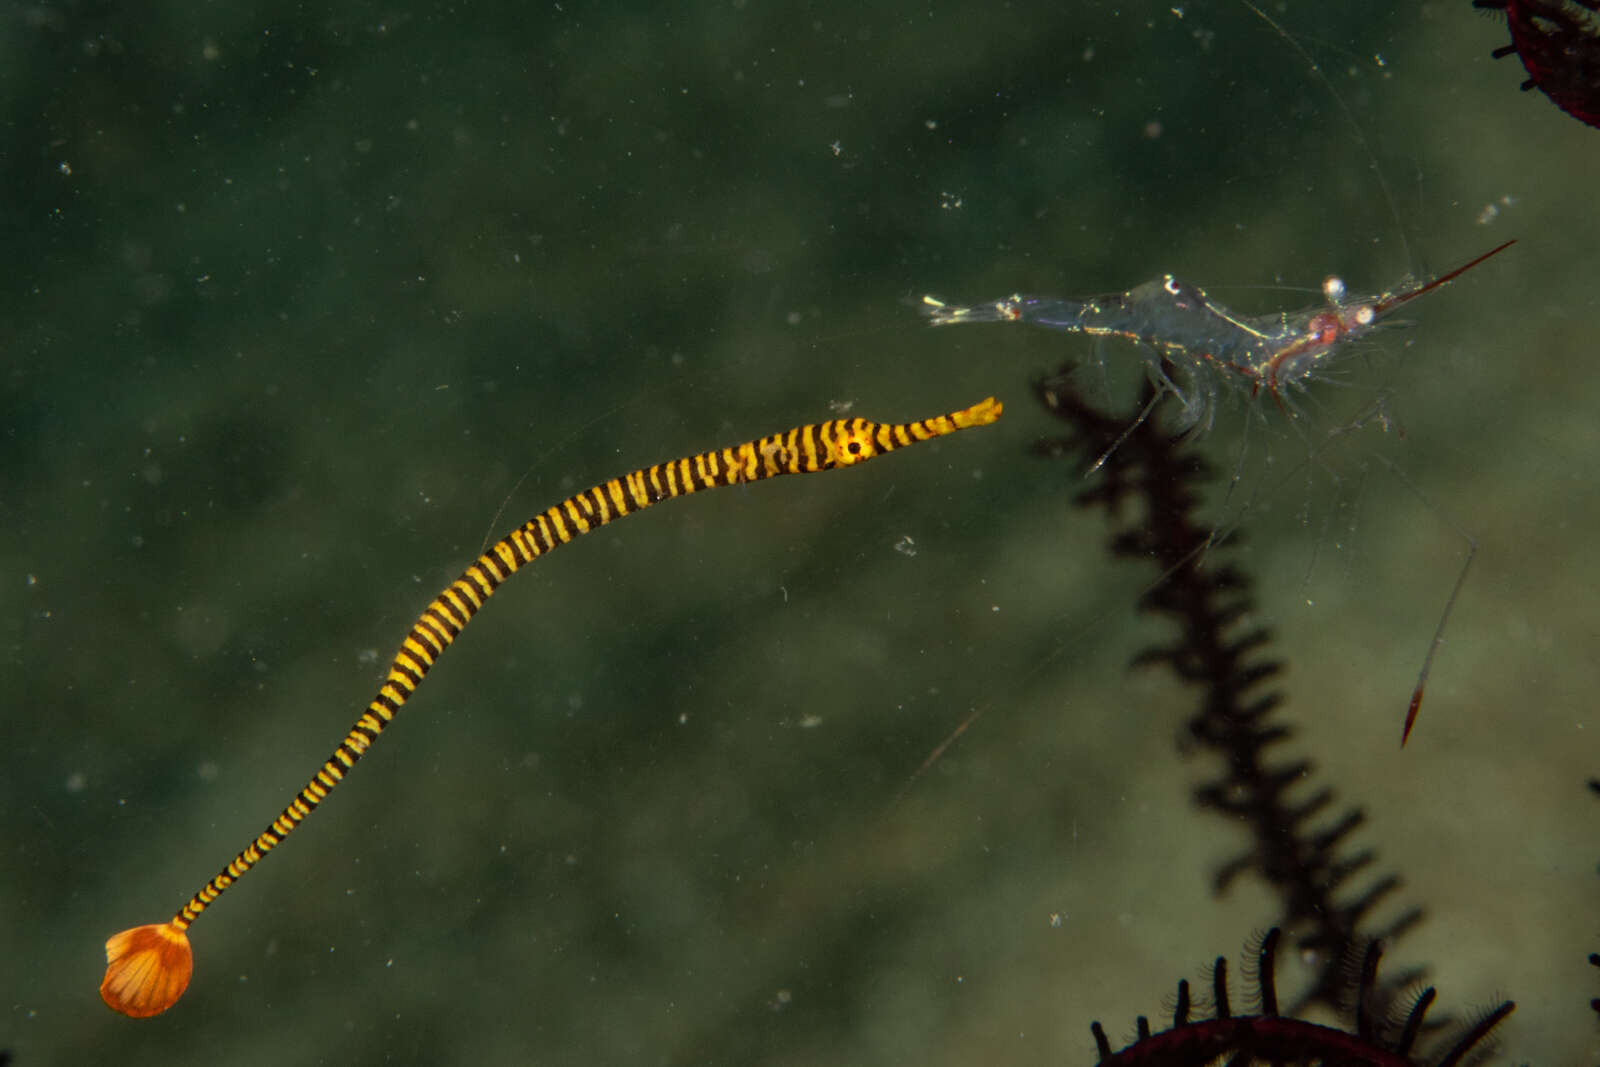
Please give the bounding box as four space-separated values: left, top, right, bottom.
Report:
832 423 876 466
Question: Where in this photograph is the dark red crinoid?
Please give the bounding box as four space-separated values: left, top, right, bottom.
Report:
1089 929 1515 1067
1475 0 1600 128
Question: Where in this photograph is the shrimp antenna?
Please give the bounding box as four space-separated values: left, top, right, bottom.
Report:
1382 460 1478 747
1239 0 1415 272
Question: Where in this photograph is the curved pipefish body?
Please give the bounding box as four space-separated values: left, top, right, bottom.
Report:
100 396 1002 1018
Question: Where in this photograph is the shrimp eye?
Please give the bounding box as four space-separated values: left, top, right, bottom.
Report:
1322 275 1347 304
1353 304 1375 327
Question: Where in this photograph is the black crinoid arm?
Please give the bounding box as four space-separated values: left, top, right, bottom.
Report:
1033 363 1423 1015
1086 928 1513 1066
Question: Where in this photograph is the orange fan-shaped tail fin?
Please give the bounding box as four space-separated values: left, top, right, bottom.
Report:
101 922 193 1018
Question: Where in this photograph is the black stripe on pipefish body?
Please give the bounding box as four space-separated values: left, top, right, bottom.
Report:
99 396 1002 1020
921 239 1515 434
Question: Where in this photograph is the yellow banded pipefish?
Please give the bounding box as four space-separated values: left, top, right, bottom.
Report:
100 395 1003 1019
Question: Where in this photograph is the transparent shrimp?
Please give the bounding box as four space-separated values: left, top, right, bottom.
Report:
921 239 1516 438
922 239 1516 746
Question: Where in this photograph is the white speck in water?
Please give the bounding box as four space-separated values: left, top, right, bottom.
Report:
893 535 917 557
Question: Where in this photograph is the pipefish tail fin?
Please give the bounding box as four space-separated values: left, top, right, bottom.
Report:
100 395 1002 1017
101 922 193 1018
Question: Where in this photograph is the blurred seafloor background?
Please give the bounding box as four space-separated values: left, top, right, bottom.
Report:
3 0 1596 1063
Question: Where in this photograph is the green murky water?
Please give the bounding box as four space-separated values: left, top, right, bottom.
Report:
3 2 1594 1063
